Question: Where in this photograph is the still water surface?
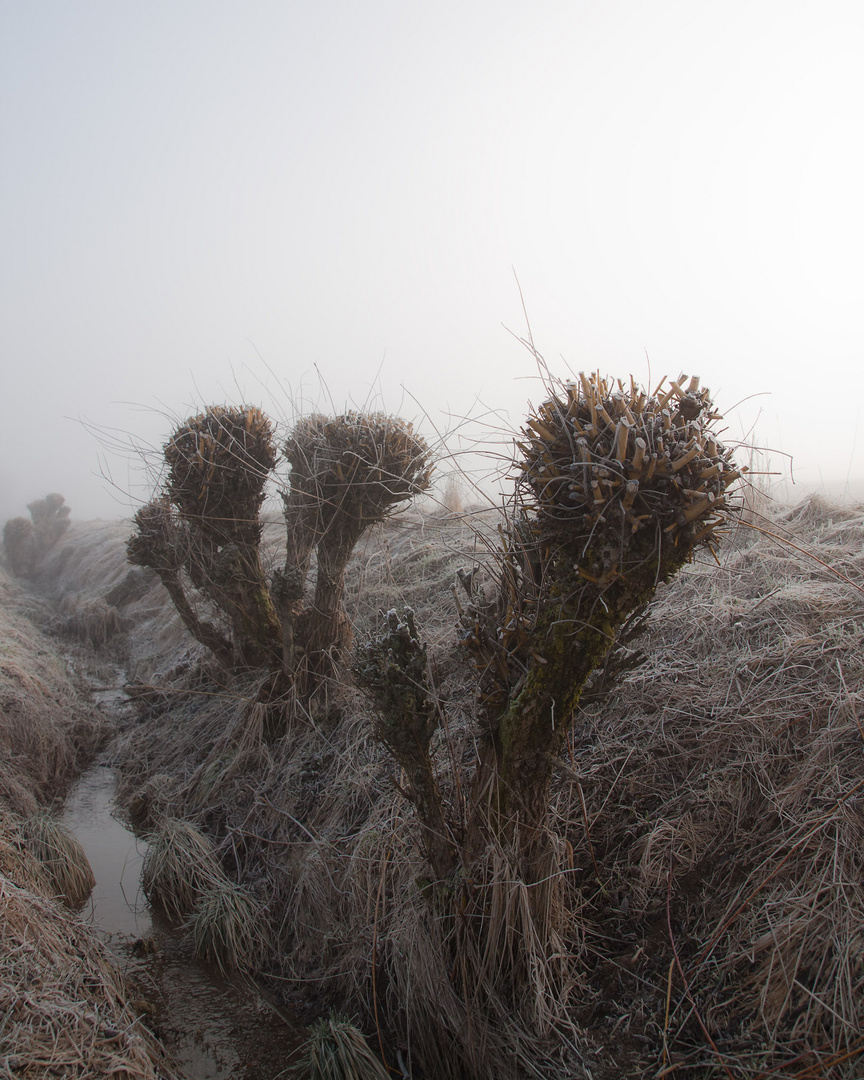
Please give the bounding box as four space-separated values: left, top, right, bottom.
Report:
63 764 304 1080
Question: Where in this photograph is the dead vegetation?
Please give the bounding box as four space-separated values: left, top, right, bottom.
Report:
142 816 265 975
109 488 864 1078
8 390 864 1077
0 567 107 804
17 811 95 907
290 1012 391 1080
0 874 178 1079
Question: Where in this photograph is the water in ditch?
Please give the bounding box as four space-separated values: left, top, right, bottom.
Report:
63 763 306 1080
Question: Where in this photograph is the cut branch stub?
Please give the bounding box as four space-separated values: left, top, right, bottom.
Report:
282 412 434 690
517 371 742 563
126 497 186 574
282 411 433 546
128 406 282 673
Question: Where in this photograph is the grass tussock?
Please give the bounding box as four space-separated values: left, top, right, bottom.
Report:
142 817 222 920
23 494 864 1078
191 877 262 975
144 816 264 973
0 874 181 1079
0 818 49 894
291 1013 390 1080
18 811 94 907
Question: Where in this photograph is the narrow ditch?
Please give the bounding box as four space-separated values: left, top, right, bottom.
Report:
62 697 307 1078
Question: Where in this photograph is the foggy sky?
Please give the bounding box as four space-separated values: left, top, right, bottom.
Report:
2 0 863 522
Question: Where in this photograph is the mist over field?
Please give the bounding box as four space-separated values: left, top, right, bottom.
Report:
2 0 863 522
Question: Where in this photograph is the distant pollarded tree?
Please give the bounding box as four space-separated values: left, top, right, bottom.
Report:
127 405 432 726
3 493 71 576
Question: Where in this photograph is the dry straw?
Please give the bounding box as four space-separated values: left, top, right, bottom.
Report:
0 875 181 1079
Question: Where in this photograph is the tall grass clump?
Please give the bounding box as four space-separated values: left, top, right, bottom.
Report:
291 1013 389 1080
191 877 261 975
142 817 223 919
18 811 95 907
144 816 264 973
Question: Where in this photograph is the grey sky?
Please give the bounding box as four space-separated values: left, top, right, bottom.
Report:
2 0 863 520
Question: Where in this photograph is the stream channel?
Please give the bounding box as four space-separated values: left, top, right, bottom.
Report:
62 701 306 1079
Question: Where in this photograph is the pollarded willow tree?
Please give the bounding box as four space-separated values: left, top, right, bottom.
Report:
128 406 280 671
356 371 744 891
277 412 434 690
3 493 71 577
128 405 432 714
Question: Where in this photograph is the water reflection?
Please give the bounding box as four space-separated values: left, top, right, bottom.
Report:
64 765 150 936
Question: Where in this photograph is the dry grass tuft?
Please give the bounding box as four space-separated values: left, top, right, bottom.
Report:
191 877 262 975
142 817 223 920
0 817 49 894
290 1012 390 1080
18 811 95 908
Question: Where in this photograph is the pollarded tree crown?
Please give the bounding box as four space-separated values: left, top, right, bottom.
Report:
282 411 434 537
163 405 277 542
516 372 743 566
